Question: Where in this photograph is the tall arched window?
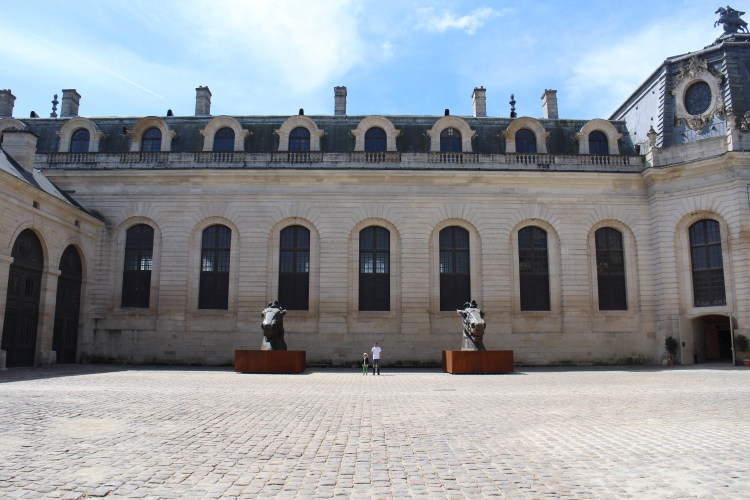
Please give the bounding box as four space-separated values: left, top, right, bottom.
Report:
440 128 462 152
518 226 549 311
515 129 537 153
689 219 726 307
122 224 154 308
595 228 626 310
359 226 390 311
279 225 310 311
289 127 311 152
53 246 83 364
214 127 235 152
365 127 387 152
439 226 470 311
142 128 162 152
589 131 609 155
70 129 90 153
199 225 231 310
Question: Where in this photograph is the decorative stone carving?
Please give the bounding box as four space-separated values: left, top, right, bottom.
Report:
457 300 486 351
261 300 287 350
670 56 724 132
739 111 750 132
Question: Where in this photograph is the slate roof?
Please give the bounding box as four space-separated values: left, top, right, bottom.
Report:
18 115 637 155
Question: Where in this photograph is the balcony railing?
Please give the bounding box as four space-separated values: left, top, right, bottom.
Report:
351 152 401 163
119 152 170 164
46 153 98 164
428 152 479 164
195 152 246 163
506 153 555 166
272 152 323 163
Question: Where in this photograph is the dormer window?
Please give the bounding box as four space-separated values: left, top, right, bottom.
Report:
685 81 711 116
515 129 536 153
214 127 235 152
142 128 162 152
588 131 609 155
440 128 462 152
365 127 387 152
289 127 311 152
70 129 90 153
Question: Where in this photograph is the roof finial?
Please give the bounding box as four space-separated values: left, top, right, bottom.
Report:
50 94 59 118
509 94 517 118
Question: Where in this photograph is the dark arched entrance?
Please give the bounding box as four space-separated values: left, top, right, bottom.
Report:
53 246 82 364
1 229 44 366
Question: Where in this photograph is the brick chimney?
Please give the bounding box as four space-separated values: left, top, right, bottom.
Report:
334 86 347 116
472 86 487 117
196 86 212 116
541 89 558 119
0 89 16 117
2 129 39 172
61 89 81 117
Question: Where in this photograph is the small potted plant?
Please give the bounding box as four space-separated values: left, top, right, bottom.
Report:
665 336 679 365
735 334 750 367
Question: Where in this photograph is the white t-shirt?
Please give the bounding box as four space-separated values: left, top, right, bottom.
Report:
371 346 381 359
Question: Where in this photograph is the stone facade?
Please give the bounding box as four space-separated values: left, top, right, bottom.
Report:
1 29 749 367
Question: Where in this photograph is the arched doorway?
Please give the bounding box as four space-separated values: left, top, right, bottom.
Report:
53 246 83 364
1 229 44 366
692 314 733 364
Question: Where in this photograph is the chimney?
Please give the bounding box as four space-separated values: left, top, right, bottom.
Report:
472 86 486 117
334 86 347 116
61 89 81 117
541 89 558 119
1 129 39 172
195 86 212 116
0 89 16 117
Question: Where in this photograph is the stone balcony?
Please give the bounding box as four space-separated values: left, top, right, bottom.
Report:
38 151 645 172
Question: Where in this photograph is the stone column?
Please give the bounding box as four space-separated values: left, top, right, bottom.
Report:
36 267 61 365
0 253 13 334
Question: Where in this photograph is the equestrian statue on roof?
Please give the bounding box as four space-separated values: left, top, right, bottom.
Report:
715 6 749 34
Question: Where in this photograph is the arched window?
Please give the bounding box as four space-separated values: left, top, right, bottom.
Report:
440 128 462 152
359 226 390 311
122 224 154 308
142 127 162 152
518 227 549 311
365 127 387 152
53 246 83 364
589 131 609 155
515 129 537 154
439 226 470 311
214 127 235 152
279 225 310 311
199 225 232 310
70 129 90 153
595 228 626 310
689 220 726 307
289 127 311 152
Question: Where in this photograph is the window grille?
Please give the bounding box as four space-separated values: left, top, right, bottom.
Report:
439 226 470 311
359 226 390 311
689 219 726 307
214 127 235 152
365 127 387 152
279 225 310 310
440 128 462 152
595 228 626 310
289 127 311 152
199 225 231 310
70 129 90 153
141 128 162 152
121 224 154 308
588 131 609 155
518 226 550 311
515 129 537 154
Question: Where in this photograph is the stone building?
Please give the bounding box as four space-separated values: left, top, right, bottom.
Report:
1 18 749 367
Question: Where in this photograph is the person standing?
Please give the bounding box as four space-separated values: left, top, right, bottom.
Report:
362 353 370 375
371 342 382 375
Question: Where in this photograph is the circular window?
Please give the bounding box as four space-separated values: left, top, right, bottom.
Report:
684 81 712 116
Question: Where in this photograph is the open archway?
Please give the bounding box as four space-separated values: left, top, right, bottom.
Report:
52 246 83 364
690 314 734 364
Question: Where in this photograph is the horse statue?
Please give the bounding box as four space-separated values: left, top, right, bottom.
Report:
715 6 748 34
261 300 287 350
457 300 486 351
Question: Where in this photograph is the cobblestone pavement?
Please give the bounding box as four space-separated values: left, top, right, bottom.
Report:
1 365 749 499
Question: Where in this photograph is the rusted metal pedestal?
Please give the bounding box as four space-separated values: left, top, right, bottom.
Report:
442 350 514 374
234 350 306 374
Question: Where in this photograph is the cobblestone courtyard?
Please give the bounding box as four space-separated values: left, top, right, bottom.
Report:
1 365 749 499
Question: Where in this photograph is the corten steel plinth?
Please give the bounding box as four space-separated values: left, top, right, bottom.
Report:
442 350 514 374
234 350 306 374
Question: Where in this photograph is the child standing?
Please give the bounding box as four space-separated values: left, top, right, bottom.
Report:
362 353 370 375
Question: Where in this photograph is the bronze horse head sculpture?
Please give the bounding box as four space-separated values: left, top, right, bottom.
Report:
457 300 486 351
261 300 287 350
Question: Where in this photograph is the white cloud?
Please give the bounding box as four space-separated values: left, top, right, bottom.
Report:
564 17 719 118
416 7 504 35
382 41 394 59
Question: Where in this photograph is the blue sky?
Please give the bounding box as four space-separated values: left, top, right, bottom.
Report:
1 0 744 119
